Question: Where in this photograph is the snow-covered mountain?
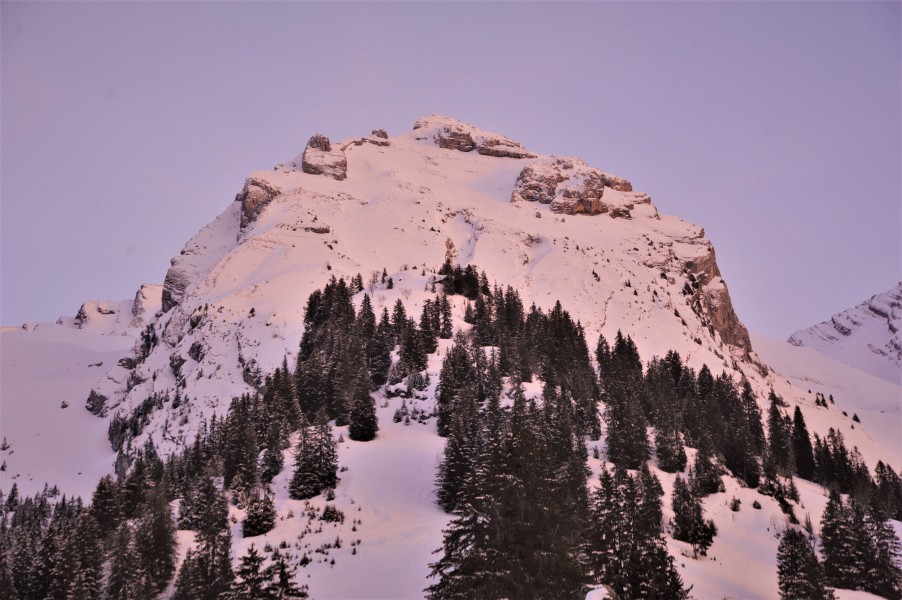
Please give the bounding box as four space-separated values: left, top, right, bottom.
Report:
78 114 765 462
2 115 899 599
789 282 902 385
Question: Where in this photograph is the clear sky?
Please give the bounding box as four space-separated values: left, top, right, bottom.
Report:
2 1 899 339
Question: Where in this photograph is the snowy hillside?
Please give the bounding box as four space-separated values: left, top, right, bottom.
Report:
789 282 902 386
1 116 899 600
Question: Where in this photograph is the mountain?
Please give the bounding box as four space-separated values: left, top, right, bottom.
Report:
789 282 902 385
86 114 757 458
2 115 899 600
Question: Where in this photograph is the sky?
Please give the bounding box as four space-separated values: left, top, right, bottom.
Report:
1 1 899 339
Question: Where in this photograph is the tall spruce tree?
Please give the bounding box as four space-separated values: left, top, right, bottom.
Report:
173 471 233 600
671 474 716 557
289 413 338 500
348 367 378 442
229 545 276 600
777 528 834 600
105 522 145 600
134 482 177 594
792 406 816 481
864 498 902 600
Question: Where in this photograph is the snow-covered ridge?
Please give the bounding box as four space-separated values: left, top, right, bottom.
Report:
788 282 902 385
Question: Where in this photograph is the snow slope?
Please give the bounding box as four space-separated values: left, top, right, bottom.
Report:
754 333 902 471
789 282 902 386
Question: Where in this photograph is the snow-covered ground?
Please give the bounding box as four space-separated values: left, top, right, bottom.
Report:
1 321 135 498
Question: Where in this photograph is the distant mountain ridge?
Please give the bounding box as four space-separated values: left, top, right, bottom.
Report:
789 282 902 385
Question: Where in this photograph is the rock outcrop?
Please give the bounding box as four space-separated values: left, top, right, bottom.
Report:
237 177 282 229
302 134 348 180
341 130 391 151
74 301 118 329
162 267 192 313
511 157 640 217
130 284 163 328
413 115 536 159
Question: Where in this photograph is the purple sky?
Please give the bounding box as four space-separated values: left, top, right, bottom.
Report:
2 2 899 339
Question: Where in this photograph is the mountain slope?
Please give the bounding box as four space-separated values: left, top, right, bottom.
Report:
2 116 899 600
86 115 759 459
789 282 902 385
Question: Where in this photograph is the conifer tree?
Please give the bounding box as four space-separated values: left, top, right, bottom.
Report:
89 474 123 538
348 368 378 442
289 413 338 500
820 491 860 589
766 391 794 475
439 294 453 339
436 338 475 437
173 471 233 600
864 498 902 600
0 546 15 600
777 528 834 600
243 489 276 538
435 384 479 513
134 482 177 594
105 522 143 600
268 550 308 598
671 474 716 557
792 406 816 481
229 545 276 600
52 512 103 600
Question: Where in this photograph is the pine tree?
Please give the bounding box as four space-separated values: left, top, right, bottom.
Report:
864 498 902 599
54 512 103 600
289 413 338 500
589 465 687 599
821 490 859 589
173 471 233 600
671 474 716 557
105 522 142 600
229 545 276 599
348 368 378 442
260 434 285 485
766 391 794 475
435 384 479 513
134 482 177 594
436 338 476 437
268 551 308 598
777 528 834 600
690 443 723 497
0 545 16 600
89 474 123 538
792 406 816 481
243 488 276 538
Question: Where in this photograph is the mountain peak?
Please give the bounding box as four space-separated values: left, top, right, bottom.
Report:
411 114 537 158
789 281 902 384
